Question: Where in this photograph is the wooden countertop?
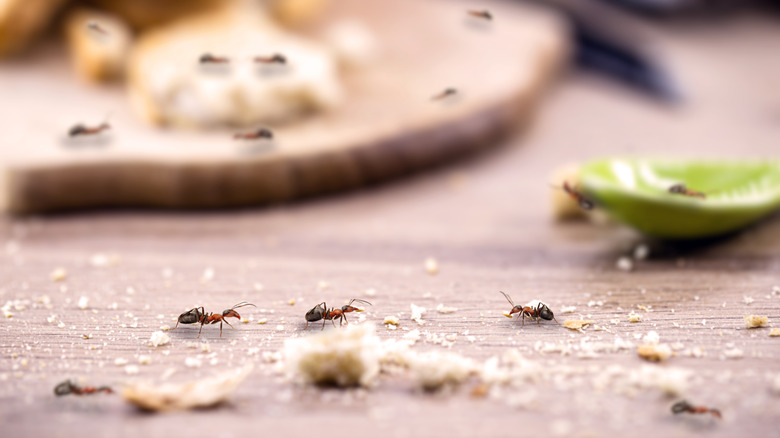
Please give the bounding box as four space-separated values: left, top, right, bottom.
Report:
1 9 779 438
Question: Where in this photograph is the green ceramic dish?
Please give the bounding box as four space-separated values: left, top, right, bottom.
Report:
579 158 780 239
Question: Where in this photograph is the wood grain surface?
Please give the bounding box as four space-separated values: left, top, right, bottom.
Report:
0 0 566 213
1 6 780 438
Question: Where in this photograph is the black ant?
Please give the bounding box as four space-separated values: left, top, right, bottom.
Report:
253 53 287 64
86 21 108 35
467 10 493 21
671 400 721 419
304 299 372 330
431 87 458 101
68 118 111 137
499 291 561 327
234 128 273 140
54 379 112 396
668 183 706 199
551 181 594 210
200 53 230 64
173 302 256 338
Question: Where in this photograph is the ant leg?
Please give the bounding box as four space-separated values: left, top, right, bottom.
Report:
521 313 525 327
331 318 337 328
321 319 326 331
343 314 349 326
305 321 309 329
197 321 205 338
173 321 179 330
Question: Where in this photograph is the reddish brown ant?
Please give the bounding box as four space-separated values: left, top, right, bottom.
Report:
551 181 594 210
86 21 108 35
233 128 273 140
54 379 113 396
499 291 561 327
431 87 458 101
253 53 287 64
467 10 493 21
68 119 111 137
668 183 707 199
304 298 372 330
200 53 230 64
672 400 722 419
173 301 256 338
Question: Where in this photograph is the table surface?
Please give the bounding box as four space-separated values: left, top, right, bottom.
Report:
1 7 779 438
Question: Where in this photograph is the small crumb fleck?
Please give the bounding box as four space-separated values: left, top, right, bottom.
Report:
560 306 576 314
50 268 67 282
770 328 780 337
82 334 92 339
616 256 633 272
149 331 171 347
410 304 426 325
563 320 594 330
200 267 215 283
138 355 151 365
276 325 285 332
77 296 89 310
633 244 649 260
637 344 672 362
743 296 755 305
628 311 642 323
257 318 268 324
125 365 140 375
317 280 329 289
723 348 743 359
436 304 458 314
365 289 377 297
744 315 768 328
240 317 249 324
184 357 202 368
114 358 128 366
424 257 438 275
288 298 296 306
383 315 400 326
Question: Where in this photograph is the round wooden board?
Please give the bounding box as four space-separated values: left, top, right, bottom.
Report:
0 0 567 213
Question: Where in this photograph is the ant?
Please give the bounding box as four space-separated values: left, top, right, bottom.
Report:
253 53 287 64
304 298 372 330
54 379 112 396
234 128 273 140
499 291 561 327
671 400 721 419
200 53 230 64
467 10 493 21
173 302 256 338
668 183 706 199
551 181 594 210
68 119 111 137
86 21 108 35
431 87 458 101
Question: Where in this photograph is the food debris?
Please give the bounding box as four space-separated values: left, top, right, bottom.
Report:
200 267 215 283
89 253 119 267
409 351 476 391
82 333 93 339
410 304 426 325
383 315 400 327
502 311 512 318
560 306 576 314
637 344 672 362
50 268 67 282
424 257 438 275
628 311 642 323
633 244 650 260
122 365 253 412
114 358 128 366
616 256 633 272
283 324 381 387
185 357 202 368
743 296 754 305
138 355 151 365
77 296 89 310
770 328 780 337
563 320 594 331
288 298 296 306
257 318 268 325
125 365 140 375
744 315 768 328
148 331 171 347
436 304 458 314
722 348 744 359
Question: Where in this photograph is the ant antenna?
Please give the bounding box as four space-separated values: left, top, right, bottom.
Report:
499 291 515 307
230 301 257 310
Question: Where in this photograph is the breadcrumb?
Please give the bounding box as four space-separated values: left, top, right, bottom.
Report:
148 331 171 347
616 256 633 272
424 257 438 275
744 315 768 328
770 328 780 337
637 344 672 362
409 351 476 391
563 320 594 330
77 296 89 310
436 304 458 314
50 268 67 282
410 304 426 325
628 311 642 323
383 316 400 326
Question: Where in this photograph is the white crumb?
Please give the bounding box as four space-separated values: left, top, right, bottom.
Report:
637 344 672 362
89 253 119 267
436 304 458 314
365 289 377 297
723 348 744 359
616 256 633 272
257 318 268 324
276 325 285 332
148 331 171 347
560 306 576 314
633 244 649 260
383 315 400 327
50 268 67 282
628 311 642 323
138 355 151 365
743 296 755 305
114 358 128 366
77 296 89 310
424 257 438 275
403 329 421 344
642 331 660 344
410 304 426 325
82 334 92 339
125 365 140 375
262 351 282 363
200 267 215 283
409 351 475 391
744 315 768 328
185 357 203 368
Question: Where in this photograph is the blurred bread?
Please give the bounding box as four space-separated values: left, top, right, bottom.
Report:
127 4 342 128
65 8 132 83
550 163 588 221
0 0 66 57
268 0 329 28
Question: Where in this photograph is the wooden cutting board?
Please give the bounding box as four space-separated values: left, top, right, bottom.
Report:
0 0 567 213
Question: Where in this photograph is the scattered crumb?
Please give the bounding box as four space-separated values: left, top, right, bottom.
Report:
773 286 780 296
283 324 381 387
185 357 202 368
114 358 128 366
616 256 633 272
317 280 329 289
257 318 268 325
365 289 377 297
745 315 768 328
409 351 475 391
89 253 119 267
240 317 249 324
138 355 151 365
82 334 92 339
502 311 512 318
723 348 744 359
628 311 642 323
383 315 400 327
200 267 215 283
148 331 171 347
770 328 780 337
262 351 282 363
77 296 89 310
560 306 576 314
424 257 438 275
275 325 285 332
122 365 253 412
633 244 649 260
436 304 458 314
125 365 140 375
563 320 594 331
410 304 426 325
637 344 672 362
50 268 67 282
743 296 755 305
288 299 296 306
643 331 660 345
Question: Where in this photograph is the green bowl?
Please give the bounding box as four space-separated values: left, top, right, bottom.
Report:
579 158 780 239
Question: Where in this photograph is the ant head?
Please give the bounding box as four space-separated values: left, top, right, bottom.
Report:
510 305 523 314
538 304 554 321
222 309 240 318
669 184 686 194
